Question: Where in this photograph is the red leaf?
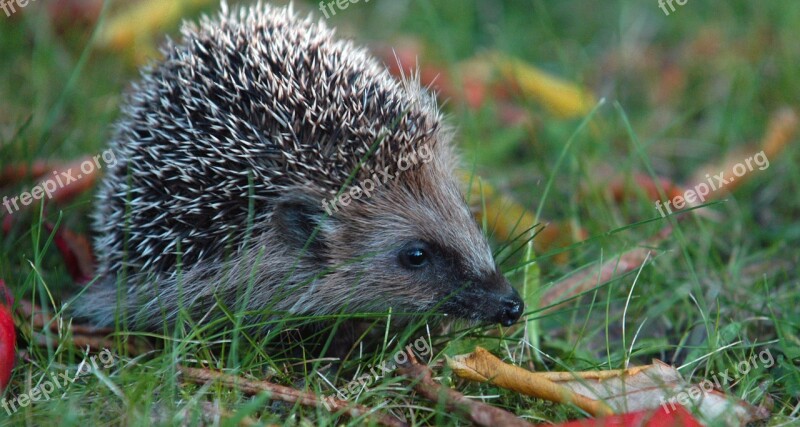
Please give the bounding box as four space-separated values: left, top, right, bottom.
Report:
43 222 95 284
538 405 703 427
47 0 104 32
0 280 16 392
0 160 53 186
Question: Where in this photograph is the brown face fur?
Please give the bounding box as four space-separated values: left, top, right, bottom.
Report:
274 140 524 327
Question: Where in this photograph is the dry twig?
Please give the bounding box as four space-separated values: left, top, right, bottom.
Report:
18 299 153 355
396 350 534 427
178 365 407 427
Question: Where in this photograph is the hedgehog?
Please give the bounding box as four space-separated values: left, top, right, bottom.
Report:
73 2 524 352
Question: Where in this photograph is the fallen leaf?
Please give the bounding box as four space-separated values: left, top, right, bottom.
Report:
463 174 585 263
42 157 101 205
378 45 596 116
1 216 11 235
47 0 103 32
688 107 797 198
608 173 685 205
492 53 596 118
96 0 214 62
603 108 797 221
463 174 535 242
653 62 687 105
180 366 407 427
456 57 496 109
537 404 702 427
761 107 798 159
377 39 485 108
540 247 655 310
450 347 769 426
497 102 536 131
43 222 95 284
399 350 533 427
550 360 768 426
0 280 16 392
0 160 53 187
17 299 153 356
0 156 101 216
17 299 110 336
448 347 615 417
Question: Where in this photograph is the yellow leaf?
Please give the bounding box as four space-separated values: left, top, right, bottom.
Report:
493 53 596 118
463 173 536 243
462 174 583 263
97 0 214 54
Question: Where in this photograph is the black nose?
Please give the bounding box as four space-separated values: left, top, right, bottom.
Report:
496 289 524 326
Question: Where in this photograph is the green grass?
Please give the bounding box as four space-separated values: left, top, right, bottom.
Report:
1 0 799 425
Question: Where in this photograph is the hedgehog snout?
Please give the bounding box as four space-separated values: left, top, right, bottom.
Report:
456 272 525 326
493 287 524 326
484 276 524 326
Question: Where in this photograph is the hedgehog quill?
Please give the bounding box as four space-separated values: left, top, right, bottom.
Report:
73 2 524 352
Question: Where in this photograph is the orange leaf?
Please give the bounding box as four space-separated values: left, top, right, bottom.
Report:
448 347 614 417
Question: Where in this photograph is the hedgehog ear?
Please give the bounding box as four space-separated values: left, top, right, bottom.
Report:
272 194 331 253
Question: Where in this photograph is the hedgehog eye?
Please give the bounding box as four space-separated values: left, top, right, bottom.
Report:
399 242 431 269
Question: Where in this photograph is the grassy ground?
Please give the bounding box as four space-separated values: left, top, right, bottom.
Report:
1 0 798 425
